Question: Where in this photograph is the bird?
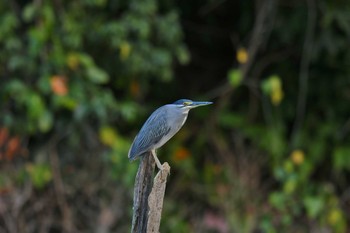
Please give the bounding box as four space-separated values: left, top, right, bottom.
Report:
128 99 212 169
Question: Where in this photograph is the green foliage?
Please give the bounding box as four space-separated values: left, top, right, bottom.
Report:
0 0 188 136
0 0 350 232
333 146 350 171
227 69 242 88
261 75 284 106
0 0 188 231
26 163 52 189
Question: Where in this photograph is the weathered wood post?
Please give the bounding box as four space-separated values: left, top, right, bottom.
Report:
131 152 170 233
147 162 170 232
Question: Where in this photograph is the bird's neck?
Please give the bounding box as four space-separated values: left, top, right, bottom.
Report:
180 110 189 126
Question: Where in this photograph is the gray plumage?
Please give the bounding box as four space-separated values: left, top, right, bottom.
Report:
128 99 212 161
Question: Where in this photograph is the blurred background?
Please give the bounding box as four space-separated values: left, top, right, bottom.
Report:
1 0 350 232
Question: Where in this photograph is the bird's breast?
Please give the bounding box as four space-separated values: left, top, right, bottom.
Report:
153 112 188 150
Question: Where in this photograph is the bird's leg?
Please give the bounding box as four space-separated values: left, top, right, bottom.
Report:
151 150 163 170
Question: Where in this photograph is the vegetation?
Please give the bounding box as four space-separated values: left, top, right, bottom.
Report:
1 0 350 232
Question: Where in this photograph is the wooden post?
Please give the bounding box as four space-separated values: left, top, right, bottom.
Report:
131 153 171 233
147 162 170 233
131 152 155 233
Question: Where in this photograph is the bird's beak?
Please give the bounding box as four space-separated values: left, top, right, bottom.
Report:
188 101 213 109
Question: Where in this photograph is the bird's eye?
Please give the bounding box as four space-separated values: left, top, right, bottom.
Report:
183 101 191 106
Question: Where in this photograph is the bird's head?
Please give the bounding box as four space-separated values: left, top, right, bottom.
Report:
172 99 213 110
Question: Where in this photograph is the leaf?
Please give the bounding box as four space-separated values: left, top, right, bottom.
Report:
5 79 27 95
290 149 305 165
86 67 109 84
99 126 118 146
236 47 248 64
27 93 45 120
176 46 190 65
283 178 297 194
261 75 284 106
8 55 27 71
38 111 53 133
5 136 20 160
50 75 68 96
119 41 132 60
333 146 350 171
269 192 287 211
54 96 78 110
26 163 52 189
22 4 37 22
120 102 138 121
172 147 191 161
327 208 343 226
66 53 80 70
227 69 242 87
79 53 94 67
303 196 324 218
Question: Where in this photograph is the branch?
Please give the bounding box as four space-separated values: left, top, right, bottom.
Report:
239 0 276 82
206 0 276 101
49 138 75 233
290 0 317 146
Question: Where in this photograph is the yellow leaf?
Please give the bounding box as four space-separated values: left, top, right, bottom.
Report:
269 75 284 106
283 179 296 194
99 126 118 146
236 47 248 64
66 53 80 70
120 42 131 61
271 88 284 106
327 208 343 225
290 150 305 165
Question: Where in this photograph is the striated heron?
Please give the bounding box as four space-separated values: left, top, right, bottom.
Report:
128 99 212 169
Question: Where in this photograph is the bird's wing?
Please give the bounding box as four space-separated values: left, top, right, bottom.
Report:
128 107 171 160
